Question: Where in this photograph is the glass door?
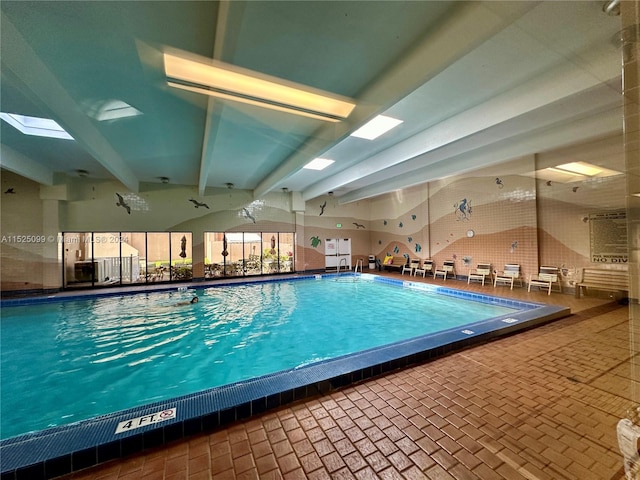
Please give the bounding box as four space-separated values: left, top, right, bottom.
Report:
171 232 192 281
125 232 147 284
146 233 170 282
63 232 94 289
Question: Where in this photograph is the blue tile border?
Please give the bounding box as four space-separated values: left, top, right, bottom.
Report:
0 274 569 479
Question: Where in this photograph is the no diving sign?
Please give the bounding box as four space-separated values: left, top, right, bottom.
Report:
115 408 177 434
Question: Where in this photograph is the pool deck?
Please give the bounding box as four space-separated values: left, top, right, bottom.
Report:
1 271 633 480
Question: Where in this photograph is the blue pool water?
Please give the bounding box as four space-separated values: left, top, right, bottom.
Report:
0 276 517 439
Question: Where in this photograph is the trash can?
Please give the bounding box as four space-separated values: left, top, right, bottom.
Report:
368 255 376 270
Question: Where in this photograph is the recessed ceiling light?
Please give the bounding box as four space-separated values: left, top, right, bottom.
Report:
1 112 73 140
554 162 603 176
350 115 403 140
303 158 335 171
554 161 622 178
546 167 586 178
164 53 355 121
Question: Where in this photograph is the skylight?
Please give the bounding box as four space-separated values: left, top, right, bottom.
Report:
350 115 403 140
84 99 142 122
303 158 335 171
0 113 74 140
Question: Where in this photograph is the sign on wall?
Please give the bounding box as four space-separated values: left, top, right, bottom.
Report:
589 211 628 263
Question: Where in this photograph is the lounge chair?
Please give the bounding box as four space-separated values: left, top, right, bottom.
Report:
528 266 561 295
493 264 523 289
434 260 456 280
467 263 492 286
402 258 420 276
414 259 434 278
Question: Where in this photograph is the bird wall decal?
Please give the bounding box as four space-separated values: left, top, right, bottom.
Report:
319 201 327 216
189 198 210 209
242 208 256 223
353 223 365 229
4 188 16 194
115 193 131 214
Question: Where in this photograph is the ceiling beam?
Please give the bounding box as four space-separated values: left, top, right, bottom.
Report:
253 1 539 198
302 51 622 202
198 1 235 196
1 13 139 192
351 83 621 189
0 144 54 186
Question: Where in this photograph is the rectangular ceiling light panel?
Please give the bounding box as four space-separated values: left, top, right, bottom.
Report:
554 161 621 178
164 53 355 120
303 158 334 171
350 115 403 140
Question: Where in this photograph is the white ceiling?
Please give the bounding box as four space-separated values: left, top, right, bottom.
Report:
0 1 624 204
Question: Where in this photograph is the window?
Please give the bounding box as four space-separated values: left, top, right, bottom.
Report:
62 232 192 289
204 231 295 278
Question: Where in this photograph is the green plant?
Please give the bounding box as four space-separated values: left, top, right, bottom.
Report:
263 248 278 261
172 265 192 280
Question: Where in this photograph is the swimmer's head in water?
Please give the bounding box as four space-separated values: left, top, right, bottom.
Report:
191 296 199 303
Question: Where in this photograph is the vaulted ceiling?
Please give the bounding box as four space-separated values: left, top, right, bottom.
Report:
0 1 624 204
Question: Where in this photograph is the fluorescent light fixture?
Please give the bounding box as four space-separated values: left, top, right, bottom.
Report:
164 52 355 121
350 115 403 140
303 158 334 171
168 82 341 123
0 112 73 140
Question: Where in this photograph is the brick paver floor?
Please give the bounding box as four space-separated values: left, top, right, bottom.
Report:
55 275 634 479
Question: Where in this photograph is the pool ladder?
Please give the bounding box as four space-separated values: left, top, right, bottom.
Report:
354 258 363 274
337 257 348 275
336 258 362 276
337 258 362 275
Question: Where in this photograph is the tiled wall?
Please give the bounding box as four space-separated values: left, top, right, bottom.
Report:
0 134 629 293
299 195 371 271
427 157 539 280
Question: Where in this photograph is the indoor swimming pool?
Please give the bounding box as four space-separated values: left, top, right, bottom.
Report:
0 274 569 477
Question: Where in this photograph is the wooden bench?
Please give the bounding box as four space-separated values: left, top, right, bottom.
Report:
575 268 629 299
383 256 407 272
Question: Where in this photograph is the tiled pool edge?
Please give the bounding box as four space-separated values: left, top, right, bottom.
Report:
0 275 570 480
